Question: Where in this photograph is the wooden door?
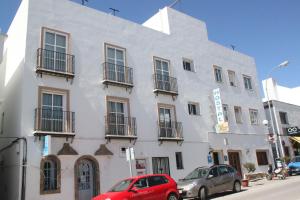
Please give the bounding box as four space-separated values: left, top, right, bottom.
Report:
228 152 242 175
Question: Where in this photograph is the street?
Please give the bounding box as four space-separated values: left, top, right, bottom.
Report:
211 176 300 200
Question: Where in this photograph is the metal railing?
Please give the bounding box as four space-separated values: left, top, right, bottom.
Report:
36 48 75 75
105 114 137 137
153 73 178 93
103 62 133 85
34 108 75 133
158 121 183 140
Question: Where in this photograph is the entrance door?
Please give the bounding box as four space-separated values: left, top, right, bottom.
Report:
228 152 242 175
213 152 220 165
152 157 170 175
77 159 95 200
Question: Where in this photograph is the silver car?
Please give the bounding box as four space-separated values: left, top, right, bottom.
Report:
177 165 241 200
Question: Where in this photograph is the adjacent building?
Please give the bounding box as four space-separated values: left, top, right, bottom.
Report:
262 78 300 160
0 0 270 199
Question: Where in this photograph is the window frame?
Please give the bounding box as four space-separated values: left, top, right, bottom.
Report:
228 70 236 87
183 58 195 72
234 106 243 124
279 112 289 125
213 66 223 83
243 75 253 90
188 102 200 116
175 152 184 170
249 109 259 125
256 151 268 166
222 104 229 122
40 155 61 194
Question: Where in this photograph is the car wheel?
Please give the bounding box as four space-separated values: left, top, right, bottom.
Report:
167 193 178 200
233 181 241 193
198 187 207 200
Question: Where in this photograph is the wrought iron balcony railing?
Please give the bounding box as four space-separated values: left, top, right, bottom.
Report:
105 114 137 138
153 73 178 95
36 48 75 78
158 121 183 141
102 62 133 87
34 108 75 136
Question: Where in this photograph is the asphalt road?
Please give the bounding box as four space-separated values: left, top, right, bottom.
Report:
210 175 300 200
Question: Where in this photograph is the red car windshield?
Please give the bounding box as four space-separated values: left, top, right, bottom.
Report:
109 179 134 192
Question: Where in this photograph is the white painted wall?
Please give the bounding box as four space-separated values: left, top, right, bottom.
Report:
1 0 270 199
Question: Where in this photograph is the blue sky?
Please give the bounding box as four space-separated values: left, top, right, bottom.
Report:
1 0 299 89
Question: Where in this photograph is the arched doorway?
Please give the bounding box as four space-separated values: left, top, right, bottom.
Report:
74 156 100 200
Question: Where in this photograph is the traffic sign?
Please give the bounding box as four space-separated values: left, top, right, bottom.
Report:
287 126 300 136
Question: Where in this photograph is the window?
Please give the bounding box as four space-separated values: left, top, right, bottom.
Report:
152 157 170 175
249 109 259 125
183 58 194 72
243 75 253 90
234 106 242 123
209 167 219 178
228 70 236 86
218 166 229 175
134 178 148 189
154 57 171 91
148 176 168 187
256 151 268 165
222 104 229 122
158 104 176 138
175 152 184 170
43 29 68 72
279 112 289 124
214 66 223 83
41 93 64 132
105 44 126 82
188 102 200 115
40 155 61 194
107 101 126 135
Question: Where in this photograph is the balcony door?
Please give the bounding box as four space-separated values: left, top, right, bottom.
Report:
108 101 128 136
41 93 65 132
106 45 126 83
159 107 175 138
43 31 67 72
155 58 170 91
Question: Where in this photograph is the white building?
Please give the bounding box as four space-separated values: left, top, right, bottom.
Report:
0 0 270 199
262 78 300 160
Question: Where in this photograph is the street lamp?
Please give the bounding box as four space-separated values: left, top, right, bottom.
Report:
265 60 289 160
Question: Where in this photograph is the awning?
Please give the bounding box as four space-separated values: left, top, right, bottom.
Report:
290 136 300 144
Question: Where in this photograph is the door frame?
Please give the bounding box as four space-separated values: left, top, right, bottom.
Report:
74 155 100 200
227 150 242 176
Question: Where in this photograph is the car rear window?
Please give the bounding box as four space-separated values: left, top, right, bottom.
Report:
148 176 168 187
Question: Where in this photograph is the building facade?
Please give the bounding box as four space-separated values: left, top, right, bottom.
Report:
262 78 300 160
0 0 270 199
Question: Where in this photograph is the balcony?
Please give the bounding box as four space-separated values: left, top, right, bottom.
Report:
34 108 75 137
153 74 178 97
36 48 75 79
158 121 183 142
102 62 133 89
105 114 137 140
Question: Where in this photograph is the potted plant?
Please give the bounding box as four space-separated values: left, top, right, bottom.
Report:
242 162 256 187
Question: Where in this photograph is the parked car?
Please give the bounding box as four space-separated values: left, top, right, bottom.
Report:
92 174 179 200
177 164 241 200
288 156 300 175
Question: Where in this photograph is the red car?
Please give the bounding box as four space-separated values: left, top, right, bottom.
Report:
93 174 179 200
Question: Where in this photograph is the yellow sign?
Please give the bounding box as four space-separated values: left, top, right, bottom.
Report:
215 122 229 133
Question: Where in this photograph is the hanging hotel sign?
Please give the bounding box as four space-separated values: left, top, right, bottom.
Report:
213 88 229 133
287 126 300 136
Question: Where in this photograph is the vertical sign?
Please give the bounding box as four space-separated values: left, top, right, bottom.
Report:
213 88 229 133
126 147 135 177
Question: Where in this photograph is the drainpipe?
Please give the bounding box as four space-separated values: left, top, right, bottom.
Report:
0 137 27 200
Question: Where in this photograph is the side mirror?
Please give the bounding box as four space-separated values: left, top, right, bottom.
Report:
129 187 138 193
207 174 214 179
